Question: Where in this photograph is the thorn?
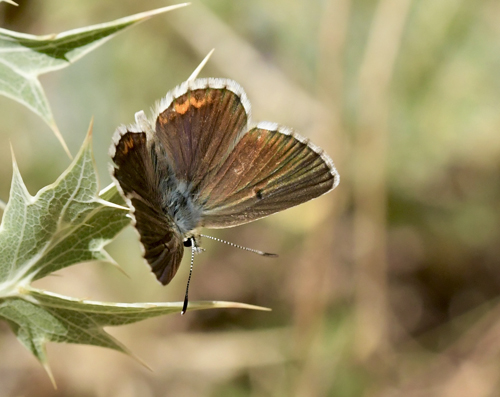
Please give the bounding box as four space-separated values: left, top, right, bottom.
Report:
51 122 72 160
87 117 94 137
130 352 153 372
187 49 215 82
42 361 57 389
9 141 17 167
99 182 116 197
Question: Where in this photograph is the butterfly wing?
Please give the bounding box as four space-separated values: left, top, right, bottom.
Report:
110 128 184 285
198 122 339 228
153 78 249 192
111 78 338 278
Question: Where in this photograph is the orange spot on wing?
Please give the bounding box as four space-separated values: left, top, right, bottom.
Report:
175 99 190 114
190 95 206 108
121 136 135 154
158 114 167 126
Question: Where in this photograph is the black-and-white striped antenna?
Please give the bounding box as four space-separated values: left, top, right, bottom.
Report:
201 234 278 257
181 235 278 315
181 240 196 315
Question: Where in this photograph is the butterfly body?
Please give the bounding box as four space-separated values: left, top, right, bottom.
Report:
110 78 339 285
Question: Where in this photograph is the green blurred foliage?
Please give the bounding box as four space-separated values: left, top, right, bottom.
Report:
1 0 500 396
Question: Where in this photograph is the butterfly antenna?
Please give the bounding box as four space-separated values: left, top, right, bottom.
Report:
200 234 278 257
181 244 196 315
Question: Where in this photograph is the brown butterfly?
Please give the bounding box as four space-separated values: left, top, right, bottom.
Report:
110 78 339 312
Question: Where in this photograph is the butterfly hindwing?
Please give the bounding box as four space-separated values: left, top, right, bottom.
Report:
198 123 338 228
111 129 184 285
149 78 338 229
130 198 184 284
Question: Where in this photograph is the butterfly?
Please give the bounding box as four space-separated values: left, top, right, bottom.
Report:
110 78 339 312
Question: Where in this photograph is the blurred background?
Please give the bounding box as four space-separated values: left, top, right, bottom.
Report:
1 0 500 396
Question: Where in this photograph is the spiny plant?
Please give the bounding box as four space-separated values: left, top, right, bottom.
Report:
0 4 267 384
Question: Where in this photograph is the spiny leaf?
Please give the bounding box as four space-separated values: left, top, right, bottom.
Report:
0 288 269 370
0 3 189 157
0 127 129 288
0 123 269 378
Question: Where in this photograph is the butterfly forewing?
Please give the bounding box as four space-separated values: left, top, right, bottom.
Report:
199 124 338 228
155 82 248 191
111 130 184 285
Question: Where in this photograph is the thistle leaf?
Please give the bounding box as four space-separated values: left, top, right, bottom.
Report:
0 3 189 157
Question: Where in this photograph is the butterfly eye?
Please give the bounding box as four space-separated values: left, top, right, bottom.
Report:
183 238 193 248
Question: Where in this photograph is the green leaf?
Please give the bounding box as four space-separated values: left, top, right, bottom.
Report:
0 3 189 157
0 128 129 286
0 289 267 380
0 124 269 379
